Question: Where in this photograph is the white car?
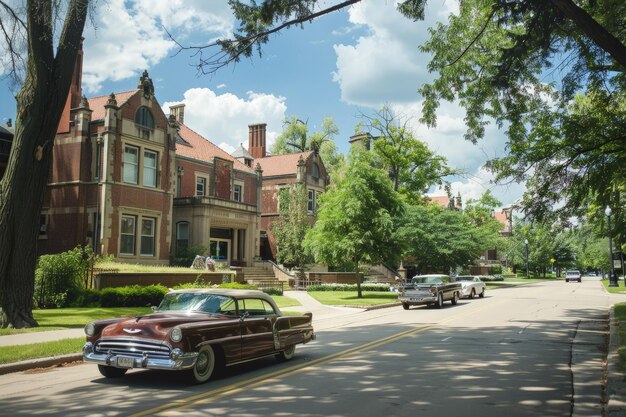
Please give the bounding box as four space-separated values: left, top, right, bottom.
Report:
450 276 486 298
565 270 582 282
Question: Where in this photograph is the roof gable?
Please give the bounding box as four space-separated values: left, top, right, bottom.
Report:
256 151 313 177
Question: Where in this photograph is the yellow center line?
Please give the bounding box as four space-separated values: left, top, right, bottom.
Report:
129 298 507 417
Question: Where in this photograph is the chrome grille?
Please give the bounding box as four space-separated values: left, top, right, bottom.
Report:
95 338 171 359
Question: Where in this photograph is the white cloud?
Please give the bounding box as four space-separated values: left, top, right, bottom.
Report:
332 1 456 107
163 88 287 153
81 1 235 93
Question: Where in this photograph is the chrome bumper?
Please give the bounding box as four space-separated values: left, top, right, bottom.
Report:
398 295 437 304
82 342 198 371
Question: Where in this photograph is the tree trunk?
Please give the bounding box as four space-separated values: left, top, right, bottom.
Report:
0 0 89 328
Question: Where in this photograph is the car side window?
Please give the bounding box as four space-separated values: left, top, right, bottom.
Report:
219 298 237 316
241 299 267 316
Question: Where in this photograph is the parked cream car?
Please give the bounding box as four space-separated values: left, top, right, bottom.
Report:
451 276 486 298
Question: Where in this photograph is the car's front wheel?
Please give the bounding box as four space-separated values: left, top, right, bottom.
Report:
469 288 476 299
402 303 409 310
98 365 127 378
479 288 485 298
451 292 459 305
435 293 444 309
276 345 296 362
190 345 216 384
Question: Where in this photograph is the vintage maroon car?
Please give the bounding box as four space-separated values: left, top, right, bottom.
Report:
83 289 315 383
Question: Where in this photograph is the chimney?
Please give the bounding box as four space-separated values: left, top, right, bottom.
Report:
248 123 267 159
169 103 185 124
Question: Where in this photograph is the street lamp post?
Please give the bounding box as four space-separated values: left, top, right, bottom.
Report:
525 239 529 278
606 206 618 287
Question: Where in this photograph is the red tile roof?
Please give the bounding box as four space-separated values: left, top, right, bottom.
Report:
87 90 138 120
428 195 452 208
255 151 312 177
176 123 255 173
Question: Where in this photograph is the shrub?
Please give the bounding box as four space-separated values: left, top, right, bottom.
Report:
35 246 92 308
307 283 391 292
479 275 504 282
99 285 169 307
218 282 258 290
490 264 502 275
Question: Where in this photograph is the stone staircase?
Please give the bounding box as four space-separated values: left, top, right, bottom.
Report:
362 265 399 284
241 264 285 291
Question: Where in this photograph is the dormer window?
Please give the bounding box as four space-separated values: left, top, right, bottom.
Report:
311 163 320 180
135 106 154 139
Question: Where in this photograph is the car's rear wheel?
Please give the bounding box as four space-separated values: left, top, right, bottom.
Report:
402 303 409 310
435 293 443 309
190 345 216 384
276 345 296 362
479 288 485 298
98 365 127 378
469 288 476 299
451 292 459 305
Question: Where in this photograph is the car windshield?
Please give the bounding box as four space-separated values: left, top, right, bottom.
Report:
156 293 235 314
566 271 580 275
412 276 447 284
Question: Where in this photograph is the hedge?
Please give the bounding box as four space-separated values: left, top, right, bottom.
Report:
307 283 392 292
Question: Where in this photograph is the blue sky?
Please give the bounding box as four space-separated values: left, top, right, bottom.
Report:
0 0 525 207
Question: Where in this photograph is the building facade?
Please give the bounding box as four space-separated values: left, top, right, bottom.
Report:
233 124 330 260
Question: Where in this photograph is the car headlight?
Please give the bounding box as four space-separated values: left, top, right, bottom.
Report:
170 327 183 343
85 322 95 337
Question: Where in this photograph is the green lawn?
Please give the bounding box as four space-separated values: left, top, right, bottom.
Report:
0 307 152 336
308 291 398 306
601 279 626 294
615 303 626 373
0 338 84 365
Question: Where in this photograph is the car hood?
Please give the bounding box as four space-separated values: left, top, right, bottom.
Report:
100 312 229 340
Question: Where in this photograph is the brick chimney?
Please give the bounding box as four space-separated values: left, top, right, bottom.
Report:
57 38 84 133
248 123 267 159
169 103 185 124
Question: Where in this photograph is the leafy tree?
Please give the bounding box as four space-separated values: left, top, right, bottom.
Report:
0 0 90 328
272 184 314 268
359 105 454 200
415 0 626 236
397 200 502 274
271 115 343 173
303 148 403 297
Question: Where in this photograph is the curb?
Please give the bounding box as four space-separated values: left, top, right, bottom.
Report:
0 353 83 376
608 306 626 416
363 302 401 311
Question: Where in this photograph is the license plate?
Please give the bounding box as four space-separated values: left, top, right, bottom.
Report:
117 356 135 368
410 297 422 301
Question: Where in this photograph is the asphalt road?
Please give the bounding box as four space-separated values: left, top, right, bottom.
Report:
0 278 617 417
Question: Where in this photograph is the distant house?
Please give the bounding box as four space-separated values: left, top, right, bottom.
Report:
232 124 330 260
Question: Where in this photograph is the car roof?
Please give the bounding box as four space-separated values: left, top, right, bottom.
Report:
413 274 449 278
166 288 275 303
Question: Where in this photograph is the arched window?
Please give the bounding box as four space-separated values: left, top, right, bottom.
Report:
135 107 154 129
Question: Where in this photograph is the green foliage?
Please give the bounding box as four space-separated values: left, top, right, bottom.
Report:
414 0 626 239
271 115 343 173
272 184 314 268
397 202 501 273
304 149 403 297
99 285 169 307
361 105 454 199
306 283 391 292
35 246 93 308
217 282 258 290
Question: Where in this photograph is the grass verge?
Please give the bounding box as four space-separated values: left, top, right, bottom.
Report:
0 338 84 365
0 307 152 336
615 303 626 374
601 279 626 294
308 291 398 306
